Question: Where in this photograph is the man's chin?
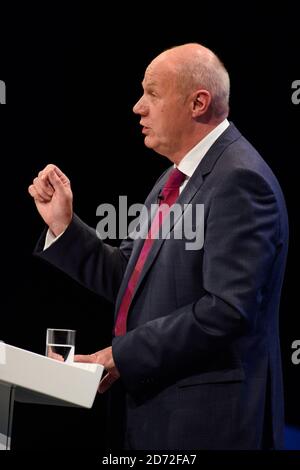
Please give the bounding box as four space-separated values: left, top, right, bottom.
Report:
143 138 167 158
144 136 155 149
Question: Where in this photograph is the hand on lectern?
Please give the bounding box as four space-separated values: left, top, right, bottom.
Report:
74 346 120 393
28 164 73 236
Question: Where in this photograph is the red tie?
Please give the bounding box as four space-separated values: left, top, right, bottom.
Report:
114 168 186 336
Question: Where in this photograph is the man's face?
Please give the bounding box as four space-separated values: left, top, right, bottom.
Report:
133 58 191 160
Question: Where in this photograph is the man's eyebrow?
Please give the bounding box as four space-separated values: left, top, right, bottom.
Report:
141 80 158 89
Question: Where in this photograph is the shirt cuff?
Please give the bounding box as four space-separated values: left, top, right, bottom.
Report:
44 228 66 250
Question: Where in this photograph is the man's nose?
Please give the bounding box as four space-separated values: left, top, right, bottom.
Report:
133 97 148 115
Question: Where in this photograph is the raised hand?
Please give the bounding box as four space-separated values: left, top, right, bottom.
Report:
28 164 73 236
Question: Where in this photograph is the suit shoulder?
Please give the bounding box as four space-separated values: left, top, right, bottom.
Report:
215 135 284 197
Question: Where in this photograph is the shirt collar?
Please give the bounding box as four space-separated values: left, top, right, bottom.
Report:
177 119 229 178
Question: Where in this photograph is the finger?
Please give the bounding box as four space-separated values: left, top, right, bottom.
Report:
40 164 70 189
74 354 97 363
38 171 55 193
44 163 64 175
44 163 57 172
43 163 62 178
48 352 64 361
28 184 47 203
33 177 52 200
98 372 118 394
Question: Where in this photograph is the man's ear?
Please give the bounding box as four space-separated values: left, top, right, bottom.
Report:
191 89 211 117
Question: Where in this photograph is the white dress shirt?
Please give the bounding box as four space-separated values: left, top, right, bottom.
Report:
177 118 229 192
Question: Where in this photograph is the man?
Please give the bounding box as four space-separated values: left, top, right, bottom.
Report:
28 43 288 449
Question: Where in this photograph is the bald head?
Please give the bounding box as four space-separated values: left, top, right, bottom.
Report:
133 43 230 162
150 43 230 119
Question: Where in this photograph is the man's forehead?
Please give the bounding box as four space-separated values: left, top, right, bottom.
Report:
142 76 159 88
143 64 159 84
142 61 173 87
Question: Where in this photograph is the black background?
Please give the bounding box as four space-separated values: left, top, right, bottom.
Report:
0 2 299 451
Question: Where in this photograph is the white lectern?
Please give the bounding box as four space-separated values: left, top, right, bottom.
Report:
0 342 104 450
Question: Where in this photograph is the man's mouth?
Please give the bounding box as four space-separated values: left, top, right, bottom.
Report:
141 124 151 134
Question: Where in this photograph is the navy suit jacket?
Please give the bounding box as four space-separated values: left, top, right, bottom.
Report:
35 123 289 449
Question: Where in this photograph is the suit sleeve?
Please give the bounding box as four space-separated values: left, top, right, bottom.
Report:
112 169 281 392
34 214 133 304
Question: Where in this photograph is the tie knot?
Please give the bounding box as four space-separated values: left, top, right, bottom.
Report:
164 168 186 190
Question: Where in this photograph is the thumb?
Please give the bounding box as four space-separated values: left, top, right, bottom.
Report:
53 167 70 185
98 372 118 394
48 169 66 192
